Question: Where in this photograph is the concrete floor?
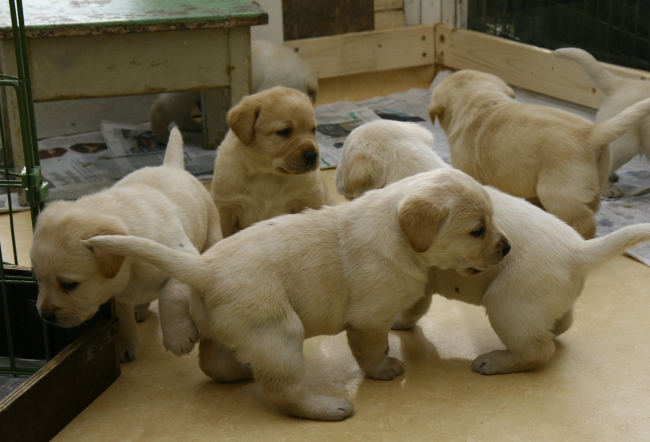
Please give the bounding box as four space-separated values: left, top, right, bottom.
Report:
4 66 650 441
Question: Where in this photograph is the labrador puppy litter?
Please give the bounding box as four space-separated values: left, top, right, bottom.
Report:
554 47 650 197
335 120 450 199
85 168 510 420
429 69 650 239
30 128 222 362
211 86 337 237
337 123 650 374
151 40 319 143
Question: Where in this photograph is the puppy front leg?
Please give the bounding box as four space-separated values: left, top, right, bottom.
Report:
134 302 151 323
392 294 432 330
347 326 405 380
159 278 199 356
116 300 140 362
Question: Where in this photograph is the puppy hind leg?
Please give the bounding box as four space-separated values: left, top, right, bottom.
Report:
392 294 432 330
347 325 405 380
198 338 252 382
159 278 200 356
134 302 151 323
552 309 574 336
537 184 598 239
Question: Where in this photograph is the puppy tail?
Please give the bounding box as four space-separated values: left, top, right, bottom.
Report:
83 235 207 288
589 97 650 146
162 127 186 170
575 224 650 274
552 48 622 96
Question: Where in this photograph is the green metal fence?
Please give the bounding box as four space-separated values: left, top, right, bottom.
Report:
468 0 650 72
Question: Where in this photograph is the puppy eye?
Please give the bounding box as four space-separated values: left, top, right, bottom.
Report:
60 281 79 291
276 128 291 137
470 227 485 238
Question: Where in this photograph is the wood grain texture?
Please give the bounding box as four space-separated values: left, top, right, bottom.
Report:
374 0 403 11
283 0 374 40
375 10 406 29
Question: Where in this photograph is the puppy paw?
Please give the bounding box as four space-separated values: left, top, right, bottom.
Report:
602 181 624 198
391 316 417 330
365 357 405 380
118 337 139 362
472 350 544 375
134 303 151 323
290 395 355 421
609 172 619 183
162 316 199 356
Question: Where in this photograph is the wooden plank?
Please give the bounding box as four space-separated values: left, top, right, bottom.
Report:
435 23 650 109
375 10 406 29
285 24 434 79
283 0 374 40
374 0 403 11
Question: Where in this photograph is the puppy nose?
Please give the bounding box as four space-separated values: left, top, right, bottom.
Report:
40 311 58 325
502 242 511 257
304 150 318 166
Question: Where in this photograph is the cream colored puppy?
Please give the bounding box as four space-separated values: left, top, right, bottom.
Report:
31 128 222 362
151 40 319 143
212 86 337 237
554 47 650 197
429 69 650 239
336 129 650 375
85 168 510 420
335 120 449 199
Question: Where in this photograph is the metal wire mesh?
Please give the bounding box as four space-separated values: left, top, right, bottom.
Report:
468 0 650 72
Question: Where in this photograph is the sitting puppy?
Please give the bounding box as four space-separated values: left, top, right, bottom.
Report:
335 120 449 199
336 123 650 375
151 40 319 143
554 47 650 197
30 128 222 362
85 168 510 420
212 86 337 237
429 69 650 239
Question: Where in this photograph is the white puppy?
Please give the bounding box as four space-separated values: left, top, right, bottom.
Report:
85 168 510 420
553 47 650 197
335 120 449 199
429 69 650 239
31 128 222 362
336 126 650 375
212 86 337 237
151 40 319 143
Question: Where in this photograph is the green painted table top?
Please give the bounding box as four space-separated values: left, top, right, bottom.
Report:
0 0 267 39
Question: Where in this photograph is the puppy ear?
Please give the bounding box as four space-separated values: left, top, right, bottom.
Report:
345 152 379 195
428 100 445 124
227 98 261 145
504 85 516 99
85 224 128 279
398 196 447 253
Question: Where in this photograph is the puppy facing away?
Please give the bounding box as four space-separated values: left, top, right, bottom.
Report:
212 86 337 237
554 47 650 197
336 127 650 375
335 120 450 199
151 40 319 143
429 69 650 239
85 168 510 420
30 128 223 362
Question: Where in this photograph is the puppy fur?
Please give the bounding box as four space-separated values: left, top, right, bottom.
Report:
336 124 650 374
85 168 510 420
554 47 650 197
30 128 222 362
429 69 650 239
211 86 337 237
335 120 450 199
151 40 319 143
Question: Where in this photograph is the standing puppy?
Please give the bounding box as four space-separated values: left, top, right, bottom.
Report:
212 86 337 237
554 47 650 197
30 128 222 361
429 69 650 239
151 40 318 143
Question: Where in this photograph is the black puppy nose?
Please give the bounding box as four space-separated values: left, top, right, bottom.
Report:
40 312 57 325
304 150 318 166
502 243 511 257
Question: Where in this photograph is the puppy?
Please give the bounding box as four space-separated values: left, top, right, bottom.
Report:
151 40 319 143
212 86 337 237
85 168 510 420
554 47 650 197
30 128 222 362
429 69 650 239
336 126 650 375
335 120 450 199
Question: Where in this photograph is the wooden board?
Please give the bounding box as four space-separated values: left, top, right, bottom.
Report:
282 0 374 40
374 0 403 11
435 22 650 109
285 24 434 79
375 10 406 30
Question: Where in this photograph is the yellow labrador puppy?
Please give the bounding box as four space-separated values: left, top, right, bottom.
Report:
85 168 510 420
554 47 650 197
31 128 222 362
336 122 650 374
151 40 318 143
212 86 337 237
429 69 650 239
335 120 450 199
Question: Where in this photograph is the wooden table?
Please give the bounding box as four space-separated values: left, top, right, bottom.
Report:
0 0 267 164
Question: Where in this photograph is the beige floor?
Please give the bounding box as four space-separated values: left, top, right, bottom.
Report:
7 66 650 441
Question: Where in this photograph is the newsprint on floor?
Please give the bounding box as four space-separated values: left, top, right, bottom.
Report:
3 66 650 441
